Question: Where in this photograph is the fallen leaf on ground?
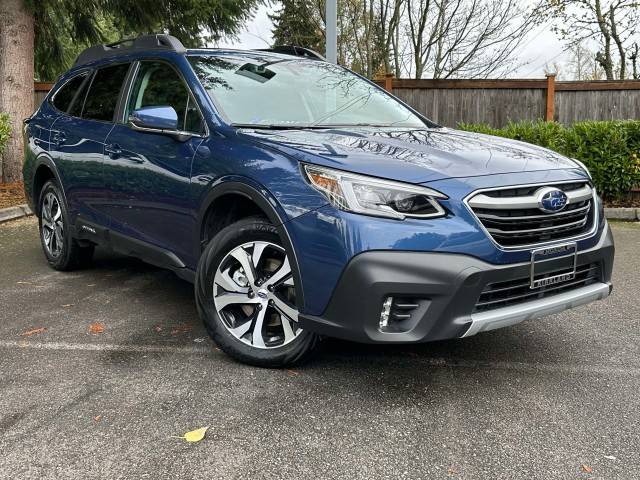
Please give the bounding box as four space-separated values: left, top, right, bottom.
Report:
93 415 102 422
286 369 300 376
447 467 458 475
171 323 192 335
178 427 209 443
21 327 46 337
153 325 163 333
88 323 105 334
582 465 593 473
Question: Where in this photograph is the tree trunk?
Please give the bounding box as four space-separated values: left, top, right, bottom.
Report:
0 0 34 183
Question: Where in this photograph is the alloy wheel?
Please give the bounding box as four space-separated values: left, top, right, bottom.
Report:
213 241 302 349
41 191 64 258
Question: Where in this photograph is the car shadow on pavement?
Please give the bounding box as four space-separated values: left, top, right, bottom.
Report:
85 248 596 376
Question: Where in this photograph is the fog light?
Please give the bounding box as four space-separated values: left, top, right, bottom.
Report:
379 296 393 330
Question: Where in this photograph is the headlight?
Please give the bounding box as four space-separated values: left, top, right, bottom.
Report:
572 158 592 179
303 164 447 219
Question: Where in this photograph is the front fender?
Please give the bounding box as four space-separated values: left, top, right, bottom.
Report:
195 177 308 311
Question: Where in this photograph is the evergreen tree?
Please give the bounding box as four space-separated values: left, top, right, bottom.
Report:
0 0 263 182
269 0 325 52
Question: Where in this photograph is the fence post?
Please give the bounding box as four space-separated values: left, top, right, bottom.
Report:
545 74 556 122
384 73 394 93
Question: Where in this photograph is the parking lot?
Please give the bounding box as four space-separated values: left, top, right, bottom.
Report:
0 217 638 479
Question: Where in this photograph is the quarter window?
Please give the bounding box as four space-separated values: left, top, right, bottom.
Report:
127 61 205 134
51 73 88 113
83 63 130 122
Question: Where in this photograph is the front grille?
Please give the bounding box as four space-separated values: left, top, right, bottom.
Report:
467 182 596 248
474 262 602 313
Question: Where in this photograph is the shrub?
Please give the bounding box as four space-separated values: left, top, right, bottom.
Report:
458 119 640 201
0 113 11 158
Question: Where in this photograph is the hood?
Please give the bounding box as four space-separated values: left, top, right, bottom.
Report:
239 127 580 184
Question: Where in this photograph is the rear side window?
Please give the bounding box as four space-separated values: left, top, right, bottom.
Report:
51 73 88 113
83 63 130 122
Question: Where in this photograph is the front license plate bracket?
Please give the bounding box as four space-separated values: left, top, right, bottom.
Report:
530 242 577 289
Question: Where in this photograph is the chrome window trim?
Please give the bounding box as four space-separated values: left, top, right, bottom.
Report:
48 70 92 114
463 180 599 252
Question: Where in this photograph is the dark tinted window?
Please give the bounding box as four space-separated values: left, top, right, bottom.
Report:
51 73 88 112
127 61 204 134
68 73 92 117
83 63 130 121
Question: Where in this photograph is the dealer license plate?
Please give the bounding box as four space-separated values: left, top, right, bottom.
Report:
530 242 577 289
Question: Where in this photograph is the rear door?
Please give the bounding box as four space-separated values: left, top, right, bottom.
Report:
50 62 130 227
103 59 206 262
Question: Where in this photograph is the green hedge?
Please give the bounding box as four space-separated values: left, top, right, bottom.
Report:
458 120 640 201
0 113 11 159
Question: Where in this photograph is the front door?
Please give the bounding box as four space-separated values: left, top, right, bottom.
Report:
103 59 206 264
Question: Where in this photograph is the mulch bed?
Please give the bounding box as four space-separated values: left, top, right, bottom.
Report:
0 182 26 209
605 199 640 208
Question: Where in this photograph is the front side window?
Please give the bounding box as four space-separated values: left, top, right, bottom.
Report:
83 63 130 122
126 60 205 134
188 55 426 128
51 72 88 113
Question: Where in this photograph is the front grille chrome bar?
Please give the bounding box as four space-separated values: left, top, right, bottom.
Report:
486 217 588 236
468 184 592 210
476 203 591 222
464 181 598 250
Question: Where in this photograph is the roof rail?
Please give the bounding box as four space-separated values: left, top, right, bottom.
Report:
74 34 186 66
255 46 326 61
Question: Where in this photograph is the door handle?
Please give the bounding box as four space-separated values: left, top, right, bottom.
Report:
105 143 122 159
52 131 66 146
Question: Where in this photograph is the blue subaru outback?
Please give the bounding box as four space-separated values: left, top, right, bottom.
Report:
23 35 614 367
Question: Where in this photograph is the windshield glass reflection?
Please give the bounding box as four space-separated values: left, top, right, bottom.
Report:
188 55 427 128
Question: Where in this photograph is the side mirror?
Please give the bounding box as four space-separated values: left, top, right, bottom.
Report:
129 106 179 131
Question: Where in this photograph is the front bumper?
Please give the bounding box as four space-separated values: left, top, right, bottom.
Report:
298 224 614 343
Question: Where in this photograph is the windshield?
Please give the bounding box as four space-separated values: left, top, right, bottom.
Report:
188 54 427 128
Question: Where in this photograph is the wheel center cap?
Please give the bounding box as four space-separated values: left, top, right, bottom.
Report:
256 289 269 300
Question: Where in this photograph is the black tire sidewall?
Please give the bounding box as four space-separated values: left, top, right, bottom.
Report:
195 217 317 367
38 180 74 269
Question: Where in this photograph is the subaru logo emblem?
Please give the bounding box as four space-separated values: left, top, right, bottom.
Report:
536 187 568 213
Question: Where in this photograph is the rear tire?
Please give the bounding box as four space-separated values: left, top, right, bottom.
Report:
38 180 94 271
195 217 318 367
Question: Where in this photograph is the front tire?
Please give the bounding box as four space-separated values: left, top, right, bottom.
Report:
38 180 94 271
195 217 318 367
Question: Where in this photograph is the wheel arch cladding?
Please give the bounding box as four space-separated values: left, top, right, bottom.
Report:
197 181 306 311
32 157 64 215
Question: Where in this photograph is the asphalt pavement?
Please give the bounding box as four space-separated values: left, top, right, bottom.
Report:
0 217 638 479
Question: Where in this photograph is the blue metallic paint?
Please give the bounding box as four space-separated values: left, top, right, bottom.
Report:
23 48 605 321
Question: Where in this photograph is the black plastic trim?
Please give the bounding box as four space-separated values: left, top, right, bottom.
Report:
299 226 615 344
74 34 186 67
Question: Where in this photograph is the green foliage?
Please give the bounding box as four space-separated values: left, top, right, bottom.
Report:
458 120 640 201
27 0 264 81
0 113 11 158
269 0 325 53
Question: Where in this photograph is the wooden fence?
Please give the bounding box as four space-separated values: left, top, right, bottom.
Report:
36 76 640 128
375 75 640 127
34 82 54 108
